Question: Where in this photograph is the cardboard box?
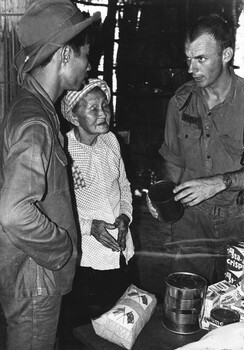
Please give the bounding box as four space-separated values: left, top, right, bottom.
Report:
200 289 220 330
200 280 237 330
208 280 237 303
222 286 244 322
225 242 244 287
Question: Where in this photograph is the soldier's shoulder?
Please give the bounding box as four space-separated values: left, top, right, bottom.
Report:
170 80 195 108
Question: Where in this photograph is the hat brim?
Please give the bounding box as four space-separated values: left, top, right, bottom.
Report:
15 11 100 73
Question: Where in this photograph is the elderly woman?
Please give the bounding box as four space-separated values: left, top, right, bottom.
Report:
60 79 135 326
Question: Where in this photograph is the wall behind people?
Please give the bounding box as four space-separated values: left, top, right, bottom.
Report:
0 0 243 127
114 0 243 186
0 0 34 123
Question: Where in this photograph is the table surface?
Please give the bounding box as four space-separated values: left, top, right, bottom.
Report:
73 304 207 350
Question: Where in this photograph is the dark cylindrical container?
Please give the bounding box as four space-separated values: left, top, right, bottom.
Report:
163 272 207 334
209 307 240 331
148 180 184 223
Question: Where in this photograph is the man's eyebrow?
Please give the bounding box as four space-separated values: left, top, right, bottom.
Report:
195 54 205 58
185 54 205 59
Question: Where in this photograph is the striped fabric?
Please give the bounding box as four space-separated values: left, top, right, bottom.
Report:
61 78 111 123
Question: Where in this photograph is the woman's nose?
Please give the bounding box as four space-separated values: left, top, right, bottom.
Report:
100 108 107 117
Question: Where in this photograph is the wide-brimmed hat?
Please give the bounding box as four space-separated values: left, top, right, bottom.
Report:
14 0 100 77
61 78 111 122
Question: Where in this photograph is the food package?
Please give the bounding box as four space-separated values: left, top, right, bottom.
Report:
225 242 244 287
200 280 237 330
200 288 220 330
91 284 157 350
221 285 244 322
208 280 237 304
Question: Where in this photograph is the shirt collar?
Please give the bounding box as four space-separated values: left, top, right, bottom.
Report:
193 67 237 105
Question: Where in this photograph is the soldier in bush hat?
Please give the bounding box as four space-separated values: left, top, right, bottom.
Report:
0 0 100 349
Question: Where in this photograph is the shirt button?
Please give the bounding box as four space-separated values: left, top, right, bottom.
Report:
185 135 188 138
207 155 211 159
206 133 210 137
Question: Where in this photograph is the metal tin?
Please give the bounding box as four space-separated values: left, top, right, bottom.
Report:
148 180 184 223
163 272 207 334
210 307 240 329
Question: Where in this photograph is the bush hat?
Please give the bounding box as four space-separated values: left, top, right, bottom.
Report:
61 78 111 123
14 0 100 78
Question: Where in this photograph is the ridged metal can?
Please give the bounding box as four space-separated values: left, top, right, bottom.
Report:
163 272 207 334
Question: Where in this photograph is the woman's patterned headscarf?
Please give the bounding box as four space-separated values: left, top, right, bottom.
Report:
61 78 111 122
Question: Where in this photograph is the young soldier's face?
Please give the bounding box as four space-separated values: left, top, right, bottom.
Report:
63 44 91 91
185 33 224 89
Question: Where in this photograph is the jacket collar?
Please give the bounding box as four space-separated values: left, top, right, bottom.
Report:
22 74 60 130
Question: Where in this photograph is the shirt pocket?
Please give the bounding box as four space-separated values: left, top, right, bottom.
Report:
219 135 243 157
178 122 202 170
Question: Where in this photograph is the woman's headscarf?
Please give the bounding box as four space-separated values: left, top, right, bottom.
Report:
61 78 111 122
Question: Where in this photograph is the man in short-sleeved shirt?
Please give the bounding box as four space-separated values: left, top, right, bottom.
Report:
148 14 244 284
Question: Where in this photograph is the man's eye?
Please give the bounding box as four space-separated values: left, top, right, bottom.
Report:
198 57 206 62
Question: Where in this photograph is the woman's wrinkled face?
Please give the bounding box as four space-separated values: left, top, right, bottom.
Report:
74 87 111 137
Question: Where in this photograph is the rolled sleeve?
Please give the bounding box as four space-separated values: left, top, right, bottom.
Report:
159 98 185 168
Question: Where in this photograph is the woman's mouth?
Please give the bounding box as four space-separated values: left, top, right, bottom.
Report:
97 121 108 126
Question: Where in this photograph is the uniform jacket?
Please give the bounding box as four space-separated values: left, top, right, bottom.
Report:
0 74 77 297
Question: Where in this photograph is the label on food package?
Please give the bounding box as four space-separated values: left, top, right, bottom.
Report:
225 243 244 287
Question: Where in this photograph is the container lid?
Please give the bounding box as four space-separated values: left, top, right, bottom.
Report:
210 307 240 324
166 272 207 290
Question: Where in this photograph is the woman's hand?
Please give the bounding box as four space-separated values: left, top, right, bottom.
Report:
114 214 130 251
91 219 120 251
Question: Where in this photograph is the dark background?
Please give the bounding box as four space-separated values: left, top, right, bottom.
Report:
72 0 243 190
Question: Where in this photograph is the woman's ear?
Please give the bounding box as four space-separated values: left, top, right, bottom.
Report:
70 113 80 127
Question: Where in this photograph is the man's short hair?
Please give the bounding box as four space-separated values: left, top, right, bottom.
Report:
186 14 235 53
39 26 93 68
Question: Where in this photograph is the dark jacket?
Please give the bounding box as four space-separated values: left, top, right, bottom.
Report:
0 75 77 297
